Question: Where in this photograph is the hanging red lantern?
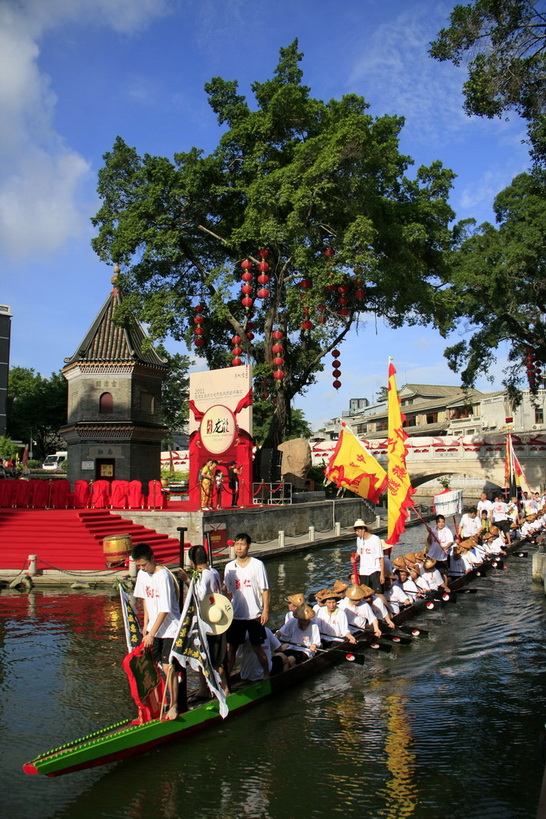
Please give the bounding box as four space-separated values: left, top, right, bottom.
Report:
338 307 350 316
194 326 204 336
257 288 270 299
354 288 366 300
272 330 284 340
257 274 270 285
325 284 336 292
272 342 284 354
246 331 255 340
332 349 342 390
338 296 349 306
242 283 253 295
300 278 312 290
194 337 205 348
232 346 242 356
273 356 284 366
258 248 269 259
232 357 243 367
241 259 252 270
195 303 205 313
257 261 270 272
231 335 241 345
273 370 285 380
324 247 335 258
193 315 204 325
301 320 313 331
337 285 348 294
242 296 253 309
242 271 253 283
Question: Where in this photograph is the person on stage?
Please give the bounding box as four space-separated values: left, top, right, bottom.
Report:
228 461 243 507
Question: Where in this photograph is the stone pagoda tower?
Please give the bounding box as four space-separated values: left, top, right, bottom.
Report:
61 270 168 486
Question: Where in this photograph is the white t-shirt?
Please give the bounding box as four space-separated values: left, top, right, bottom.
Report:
133 566 180 639
420 568 445 591
477 499 493 518
339 598 375 631
459 514 481 538
224 556 269 619
195 566 222 601
426 525 453 561
384 584 410 614
356 534 383 575
238 627 280 680
492 501 508 522
315 605 350 641
277 618 321 658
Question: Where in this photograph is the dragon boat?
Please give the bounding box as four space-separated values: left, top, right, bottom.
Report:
22 538 529 778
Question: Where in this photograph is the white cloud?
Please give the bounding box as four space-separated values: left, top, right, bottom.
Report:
0 0 168 259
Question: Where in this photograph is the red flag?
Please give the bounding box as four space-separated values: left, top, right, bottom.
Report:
386 361 415 546
325 426 387 503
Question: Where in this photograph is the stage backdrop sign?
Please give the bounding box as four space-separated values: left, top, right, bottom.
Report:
188 366 253 508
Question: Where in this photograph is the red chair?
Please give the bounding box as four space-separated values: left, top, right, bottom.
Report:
32 479 51 508
0 480 16 507
74 480 91 509
111 480 129 509
147 480 165 509
51 479 70 509
92 480 111 509
13 479 30 508
128 480 144 509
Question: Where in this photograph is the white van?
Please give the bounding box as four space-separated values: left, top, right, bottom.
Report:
42 451 67 471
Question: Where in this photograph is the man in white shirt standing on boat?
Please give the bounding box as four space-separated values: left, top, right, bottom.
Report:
132 542 182 721
425 515 453 571
477 492 493 519
458 507 481 540
223 532 270 680
354 519 385 592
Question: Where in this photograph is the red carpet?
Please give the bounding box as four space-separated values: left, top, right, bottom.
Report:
0 509 182 572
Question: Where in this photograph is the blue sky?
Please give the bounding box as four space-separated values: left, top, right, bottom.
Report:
0 0 530 429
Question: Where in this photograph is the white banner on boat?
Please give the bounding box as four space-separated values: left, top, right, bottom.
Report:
433 489 463 517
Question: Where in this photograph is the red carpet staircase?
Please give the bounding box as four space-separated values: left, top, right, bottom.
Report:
0 508 181 572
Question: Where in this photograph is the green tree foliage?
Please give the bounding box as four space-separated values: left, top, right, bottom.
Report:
6 367 67 459
430 0 546 170
0 436 19 460
443 172 546 397
92 42 456 447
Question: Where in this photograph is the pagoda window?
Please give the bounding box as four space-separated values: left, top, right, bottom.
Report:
99 392 114 414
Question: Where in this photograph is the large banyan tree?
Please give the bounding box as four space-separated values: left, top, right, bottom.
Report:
92 41 455 449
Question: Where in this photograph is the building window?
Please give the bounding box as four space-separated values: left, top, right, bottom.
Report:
376 420 388 432
426 412 438 424
99 392 113 414
402 416 416 427
535 408 544 425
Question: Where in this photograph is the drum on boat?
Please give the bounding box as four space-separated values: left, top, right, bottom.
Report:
103 533 132 568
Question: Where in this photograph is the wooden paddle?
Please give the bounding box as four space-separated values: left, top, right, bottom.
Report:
279 639 366 665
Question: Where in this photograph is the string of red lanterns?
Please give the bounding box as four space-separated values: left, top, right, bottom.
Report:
193 303 205 348
332 348 342 390
272 329 285 381
257 248 270 300
526 346 542 389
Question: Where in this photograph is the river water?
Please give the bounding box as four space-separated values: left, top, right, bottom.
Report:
1 527 545 818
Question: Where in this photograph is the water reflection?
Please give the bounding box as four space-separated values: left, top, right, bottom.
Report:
0 533 545 818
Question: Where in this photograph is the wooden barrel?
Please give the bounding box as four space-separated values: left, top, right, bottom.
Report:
103 533 132 568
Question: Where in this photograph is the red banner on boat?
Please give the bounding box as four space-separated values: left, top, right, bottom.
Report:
122 644 165 724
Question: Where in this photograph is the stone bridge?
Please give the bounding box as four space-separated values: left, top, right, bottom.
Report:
311 432 546 491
